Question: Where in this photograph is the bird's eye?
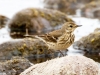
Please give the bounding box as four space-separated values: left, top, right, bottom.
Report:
69 25 73 27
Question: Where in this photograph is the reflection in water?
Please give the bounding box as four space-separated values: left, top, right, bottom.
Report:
27 49 100 65
27 50 68 64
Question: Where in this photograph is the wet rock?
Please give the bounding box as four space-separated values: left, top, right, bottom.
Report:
44 0 94 15
93 8 100 19
44 0 76 15
0 38 48 61
8 8 74 38
20 55 99 75
94 28 100 32
0 15 9 28
81 1 100 18
73 28 100 54
84 53 100 62
0 38 64 62
0 56 31 75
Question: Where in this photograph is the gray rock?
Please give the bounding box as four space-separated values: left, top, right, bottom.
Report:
0 56 31 75
0 15 9 28
73 29 100 54
20 55 100 75
8 8 74 38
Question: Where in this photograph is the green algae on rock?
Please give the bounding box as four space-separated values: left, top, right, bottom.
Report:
8 8 74 38
20 55 100 75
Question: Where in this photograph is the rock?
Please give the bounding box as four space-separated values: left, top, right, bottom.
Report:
73 28 100 54
20 55 99 75
0 38 65 62
0 38 48 61
94 28 100 32
81 1 100 18
44 0 94 15
73 28 100 62
0 56 31 75
93 8 100 19
0 15 9 28
8 8 74 38
44 0 76 15
84 53 100 62
99 70 100 75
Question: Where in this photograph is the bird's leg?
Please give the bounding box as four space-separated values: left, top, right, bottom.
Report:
49 49 54 54
65 49 68 55
48 49 55 58
58 50 64 56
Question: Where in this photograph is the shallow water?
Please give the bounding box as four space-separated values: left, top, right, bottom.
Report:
0 0 100 65
68 17 100 64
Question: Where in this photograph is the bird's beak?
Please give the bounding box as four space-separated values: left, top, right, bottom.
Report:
76 25 82 27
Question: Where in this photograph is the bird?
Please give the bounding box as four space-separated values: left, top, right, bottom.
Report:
25 22 82 56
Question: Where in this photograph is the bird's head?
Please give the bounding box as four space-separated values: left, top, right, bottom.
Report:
61 22 82 33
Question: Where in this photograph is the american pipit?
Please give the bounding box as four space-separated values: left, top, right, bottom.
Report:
34 22 82 56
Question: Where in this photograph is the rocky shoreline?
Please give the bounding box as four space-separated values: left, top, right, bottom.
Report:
0 3 100 74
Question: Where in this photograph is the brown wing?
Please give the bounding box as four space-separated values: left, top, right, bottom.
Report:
38 29 63 43
38 34 57 43
48 29 62 37
29 29 63 43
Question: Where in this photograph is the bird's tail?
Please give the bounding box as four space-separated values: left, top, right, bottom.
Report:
35 36 47 44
